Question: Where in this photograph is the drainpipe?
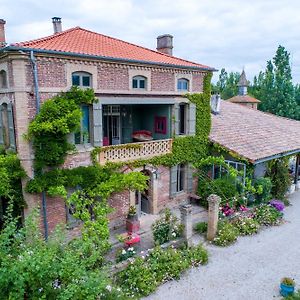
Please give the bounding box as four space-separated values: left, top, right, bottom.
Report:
30 50 48 240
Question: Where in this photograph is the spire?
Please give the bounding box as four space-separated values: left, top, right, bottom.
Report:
237 69 248 95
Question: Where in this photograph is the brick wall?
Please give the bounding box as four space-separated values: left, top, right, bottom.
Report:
151 71 175 91
192 73 204 92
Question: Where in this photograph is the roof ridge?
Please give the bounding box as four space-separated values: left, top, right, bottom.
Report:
13 26 80 46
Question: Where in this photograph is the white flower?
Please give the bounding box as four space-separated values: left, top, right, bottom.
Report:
122 249 127 255
38 288 43 293
141 256 145 259
106 285 112 292
172 232 176 237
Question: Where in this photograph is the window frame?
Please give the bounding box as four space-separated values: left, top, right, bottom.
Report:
72 71 92 88
74 104 92 145
177 78 189 92
154 116 167 134
132 75 147 90
178 103 187 135
0 70 8 89
176 163 185 193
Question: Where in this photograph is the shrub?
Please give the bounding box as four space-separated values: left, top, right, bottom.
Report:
253 204 283 226
233 216 260 235
194 221 207 234
116 247 136 263
198 176 238 207
286 289 300 300
269 199 285 211
152 209 183 245
254 177 272 203
213 220 239 246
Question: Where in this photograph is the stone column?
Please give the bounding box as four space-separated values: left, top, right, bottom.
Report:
180 204 193 246
207 194 221 241
151 176 158 214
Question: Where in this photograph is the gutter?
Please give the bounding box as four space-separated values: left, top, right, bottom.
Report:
30 50 48 240
252 149 300 165
3 46 218 72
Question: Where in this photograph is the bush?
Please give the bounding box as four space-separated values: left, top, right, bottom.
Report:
152 209 183 245
233 216 260 235
198 176 238 207
213 220 239 246
116 247 136 263
194 221 207 234
116 244 208 298
253 204 283 226
254 177 272 203
286 290 300 300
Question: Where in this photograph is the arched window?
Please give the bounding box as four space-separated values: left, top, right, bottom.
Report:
177 78 189 91
72 72 92 88
132 76 147 89
0 70 7 89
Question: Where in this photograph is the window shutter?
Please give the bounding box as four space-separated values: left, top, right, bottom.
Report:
93 102 103 146
174 103 179 136
187 164 194 192
170 165 178 196
7 103 16 150
188 103 196 136
0 106 3 145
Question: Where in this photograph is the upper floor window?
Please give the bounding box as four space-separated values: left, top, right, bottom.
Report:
132 76 147 89
179 103 186 135
0 70 7 89
0 102 15 150
72 72 92 88
177 78 189 91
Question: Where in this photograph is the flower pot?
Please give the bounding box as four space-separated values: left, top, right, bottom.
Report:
280 283 295 297
126 218 140 233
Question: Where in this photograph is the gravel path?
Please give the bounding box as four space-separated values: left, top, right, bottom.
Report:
145 192 300 300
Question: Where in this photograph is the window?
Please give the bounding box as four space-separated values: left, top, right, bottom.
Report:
0 102 15 150
75 105 91 144
176 163 185 192
154 116 167 134
179 103 186 135
0 70 7 89
132 76 147 89
177 78 189 91
72 72 92 88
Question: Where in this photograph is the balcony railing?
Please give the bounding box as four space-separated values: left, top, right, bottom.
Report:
98 139 173 165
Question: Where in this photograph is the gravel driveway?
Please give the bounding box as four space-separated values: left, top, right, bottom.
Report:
146 192 300 300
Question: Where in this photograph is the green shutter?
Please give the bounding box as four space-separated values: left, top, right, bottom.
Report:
187 164 194 192
174 103 179 136
170 165 178 196
7 103 16 150
93 102 103 146
188 103 196 136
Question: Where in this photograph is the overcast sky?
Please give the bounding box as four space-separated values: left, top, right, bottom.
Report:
1 0 300 83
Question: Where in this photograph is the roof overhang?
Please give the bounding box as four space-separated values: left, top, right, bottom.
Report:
1 46 218 72
99 96 175 105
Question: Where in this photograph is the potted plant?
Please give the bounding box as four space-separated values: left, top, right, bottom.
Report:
126 206 140 233
280 277 295 297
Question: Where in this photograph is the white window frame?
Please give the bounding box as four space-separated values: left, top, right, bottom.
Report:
177 78 189 92
72 71 92 88
132 75 147 90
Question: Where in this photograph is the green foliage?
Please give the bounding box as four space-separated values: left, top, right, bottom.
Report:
194 221 208 234
286 289 300 300
266 157 291 200
152 209 183 245
233 216 260 236
116 247 136 263
27 87 98 170
0 202 125 300
253 204 283 226
253 177 272 203
116 244 208 298
213 220 239 246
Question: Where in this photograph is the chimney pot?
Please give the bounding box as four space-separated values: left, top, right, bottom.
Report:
211 94 221 114
52 17 62 34
157 34 173 56
0 19 6 47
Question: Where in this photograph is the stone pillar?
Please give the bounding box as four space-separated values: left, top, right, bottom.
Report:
180 204 193 246
151 176 158 214
207 194 221 241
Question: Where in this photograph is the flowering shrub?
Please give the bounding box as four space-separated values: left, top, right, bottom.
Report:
233 216 260 236
269 199 285 212
213 220 239 246
220 203 235 217
116 244 208 298
253 204 283 226
116 247 136 263
152 209 183 245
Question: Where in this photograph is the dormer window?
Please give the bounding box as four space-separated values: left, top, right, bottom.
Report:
132 76 147 89
177 78 189 91
72 72 92 88
0 70 7 89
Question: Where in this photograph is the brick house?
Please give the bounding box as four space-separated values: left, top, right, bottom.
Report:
0 17 215 233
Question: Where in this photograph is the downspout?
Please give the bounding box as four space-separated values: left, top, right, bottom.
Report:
30 50 48 240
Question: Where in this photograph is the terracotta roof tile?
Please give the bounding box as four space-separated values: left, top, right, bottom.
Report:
228 95 261 103
13 27 215 70
210 101 300 163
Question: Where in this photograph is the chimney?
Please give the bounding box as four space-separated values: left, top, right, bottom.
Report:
52 17 62 34
157 34 173 56
0 19 6 47
211 94 221 114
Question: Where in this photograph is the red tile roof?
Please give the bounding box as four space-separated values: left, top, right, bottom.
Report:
228 95 261 104
210 100 300 163
12 27 214 70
